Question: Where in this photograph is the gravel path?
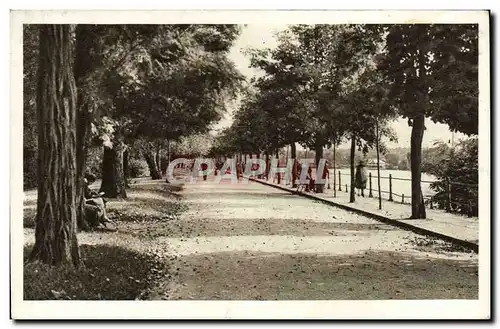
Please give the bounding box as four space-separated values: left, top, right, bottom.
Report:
22 176 478 300
146 178 478 300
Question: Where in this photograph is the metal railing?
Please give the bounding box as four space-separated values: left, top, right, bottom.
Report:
333 170 477 216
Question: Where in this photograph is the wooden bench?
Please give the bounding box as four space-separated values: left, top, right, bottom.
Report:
296 178 314 192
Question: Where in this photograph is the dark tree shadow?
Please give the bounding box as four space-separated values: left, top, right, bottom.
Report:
23 244 166 300
155 250 478 300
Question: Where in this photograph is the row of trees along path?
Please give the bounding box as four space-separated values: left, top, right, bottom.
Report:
211 24 477 220
25 24 244 267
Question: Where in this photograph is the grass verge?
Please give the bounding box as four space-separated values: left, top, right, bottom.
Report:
24 244 166 300
23 180 186 300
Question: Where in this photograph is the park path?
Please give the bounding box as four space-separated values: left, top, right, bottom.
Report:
256 176 479 243
146 176 478 300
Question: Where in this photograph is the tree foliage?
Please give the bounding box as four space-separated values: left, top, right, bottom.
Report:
112 25 245 143
424 138 478 216
23 25 39 189
382 24 478 135
380 24 478 218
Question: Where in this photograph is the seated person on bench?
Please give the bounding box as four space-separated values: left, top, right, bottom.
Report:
84 173 113 226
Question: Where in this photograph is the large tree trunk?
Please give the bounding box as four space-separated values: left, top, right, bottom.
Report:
144 149 162 180
410 114 426 218
29 25 82 267
409 45 428 219
349 134 356 203
100 141 127 198
74 25 100 232
315 140 324 193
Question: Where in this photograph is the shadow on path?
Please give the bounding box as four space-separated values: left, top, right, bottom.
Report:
150 250 478 300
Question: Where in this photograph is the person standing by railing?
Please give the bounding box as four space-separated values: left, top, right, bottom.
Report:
355 160 368 197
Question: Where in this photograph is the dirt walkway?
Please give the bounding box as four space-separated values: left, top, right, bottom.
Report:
146 177 478 300
22 177 478 300
255 175 478 243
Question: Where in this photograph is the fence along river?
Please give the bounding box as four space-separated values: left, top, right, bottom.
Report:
333 169 436 203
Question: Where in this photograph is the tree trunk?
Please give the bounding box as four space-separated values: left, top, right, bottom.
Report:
155 146 161 174
265 152 270 180
74 25 100 232
376 121 382 210
349 134 356 203
409 44 428 219
160 156 168 176
123 148 130 188
291 142 297 187
167 139 171 165
165 139 171 183
333 142 336 198
276 150 281 184
410 114 426 218
144 149 162 180
29 25 82 267
100 141 127 198
315 141 324 193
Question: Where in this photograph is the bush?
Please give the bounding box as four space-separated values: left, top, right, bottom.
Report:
24 146 103 189
128 158 149 178
86 146 103 178
426 138 478 216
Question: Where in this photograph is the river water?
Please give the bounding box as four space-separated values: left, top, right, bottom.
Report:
330 168 437 199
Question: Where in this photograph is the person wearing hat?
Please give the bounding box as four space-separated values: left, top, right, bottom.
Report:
355 160 368 197
84 172 114 228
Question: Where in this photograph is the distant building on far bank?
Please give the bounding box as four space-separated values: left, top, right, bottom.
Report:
366 158 387 170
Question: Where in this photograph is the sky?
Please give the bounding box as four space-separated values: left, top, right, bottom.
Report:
214 25 467 150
